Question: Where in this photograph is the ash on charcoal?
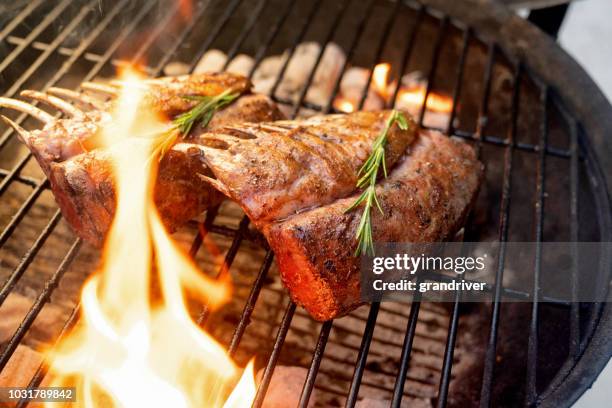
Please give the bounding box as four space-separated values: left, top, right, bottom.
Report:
163 61 189 76
194 42 347 116
256 365 317 408
226 54 255 77
194 49 227 73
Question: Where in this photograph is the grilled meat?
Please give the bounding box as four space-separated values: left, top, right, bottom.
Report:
184 111 418 226
3 77 482 322
3 73 253 176
183 110 480 320
139 73 251 118
265 130 483 320
0 73 283 245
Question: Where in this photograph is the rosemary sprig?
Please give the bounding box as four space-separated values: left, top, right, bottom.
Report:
173 89 240 135
148 128 180 164
345 110 409 256
149 88 239 162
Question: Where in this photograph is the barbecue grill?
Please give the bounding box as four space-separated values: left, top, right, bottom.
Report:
0 0 611 407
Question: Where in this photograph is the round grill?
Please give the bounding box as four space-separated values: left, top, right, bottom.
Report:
0 0 610 407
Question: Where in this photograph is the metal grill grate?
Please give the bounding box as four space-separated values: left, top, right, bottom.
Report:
0 0 611 407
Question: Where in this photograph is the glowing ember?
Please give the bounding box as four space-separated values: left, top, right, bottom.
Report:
398 86 454 113
45 68 255 408
372 63 391 98
334 63 454 116
334 97 355 113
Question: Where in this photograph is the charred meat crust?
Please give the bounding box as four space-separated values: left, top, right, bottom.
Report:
194 111 418 226
264 131 483 321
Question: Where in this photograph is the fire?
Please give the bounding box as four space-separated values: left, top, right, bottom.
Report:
372 63 391 98
45 68 256 407
334 97 355 113
334 63 454 116
398 87 454 113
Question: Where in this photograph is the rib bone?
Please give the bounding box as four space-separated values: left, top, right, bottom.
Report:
81 82 119 97
197 173 231 196
0 97 53 123
1 115 31 144
47 87 105 110
20 90 85 119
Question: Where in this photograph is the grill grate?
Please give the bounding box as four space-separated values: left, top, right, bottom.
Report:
0 0 610 407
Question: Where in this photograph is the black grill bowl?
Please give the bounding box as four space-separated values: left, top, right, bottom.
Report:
0 0 610 407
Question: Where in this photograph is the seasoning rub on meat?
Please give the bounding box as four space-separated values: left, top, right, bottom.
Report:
266 130 483 320
183 111 418 226
3 74 482 322
184 111 482 320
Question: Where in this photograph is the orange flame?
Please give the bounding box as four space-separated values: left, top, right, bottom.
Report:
45 68 255 408
397 86 454 113
334 97 355 113
372 63 391 98
334 63 454 115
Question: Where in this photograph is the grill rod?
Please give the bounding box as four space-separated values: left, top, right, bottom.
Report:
436 36 493 408
478 62 522 407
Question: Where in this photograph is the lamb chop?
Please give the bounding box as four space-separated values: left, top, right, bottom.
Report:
181 113 482 320
180 111 418 226
0 73 284 245
266 130 483 320
3 79 481 321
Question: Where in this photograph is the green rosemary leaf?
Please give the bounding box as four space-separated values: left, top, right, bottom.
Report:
174 88 239 136
354 198 372 255
149 88 239 163
144 127 179 167
345 110 408 256
395 110 409 130
381 150 388 178
180 95 213 101
344 188 370 213
372 187 384 215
